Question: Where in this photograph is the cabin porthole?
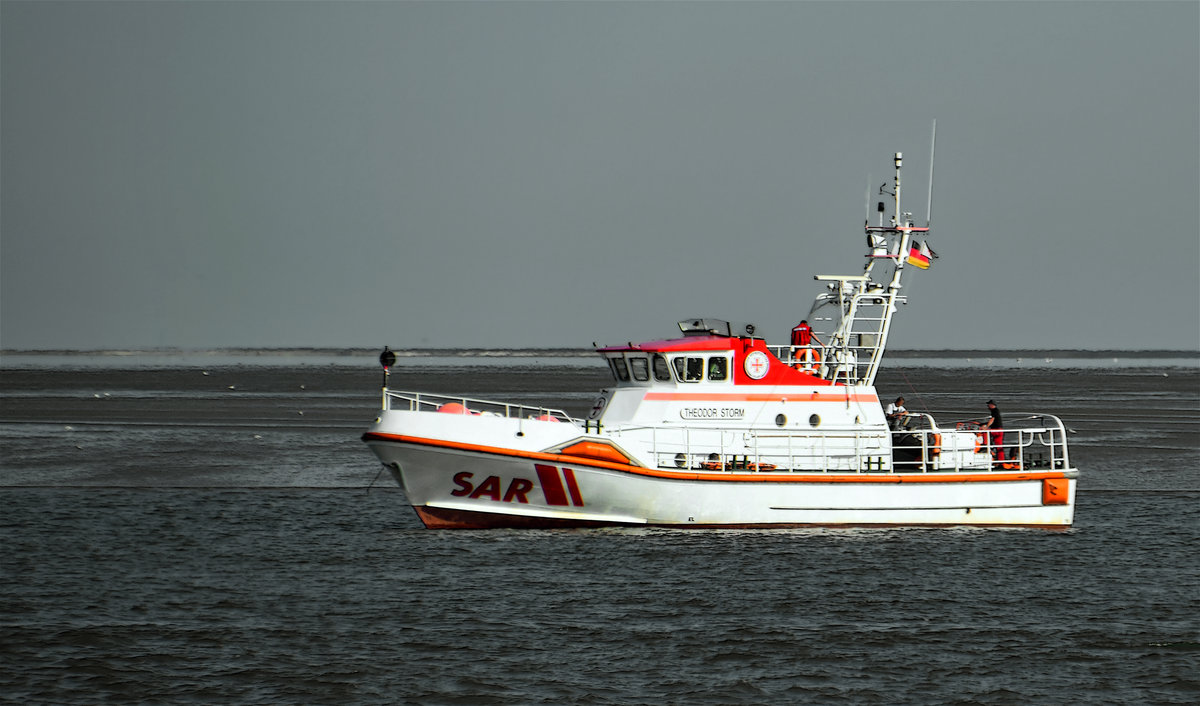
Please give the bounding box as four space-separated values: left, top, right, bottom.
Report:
775 414 787 427
809 414 821 427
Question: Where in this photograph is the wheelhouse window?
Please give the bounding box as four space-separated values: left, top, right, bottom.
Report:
672 354 729 383
673 356 705 382
629 356 650 382
653 354 672 382
610 357 630 382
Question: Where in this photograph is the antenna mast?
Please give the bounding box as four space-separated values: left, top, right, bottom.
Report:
926 119 937 227
893 152 902 227
809 143 936 387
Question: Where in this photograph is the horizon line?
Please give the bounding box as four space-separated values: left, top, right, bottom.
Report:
2 347 1197 358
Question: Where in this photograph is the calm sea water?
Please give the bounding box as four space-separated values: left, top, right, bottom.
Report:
1 356 1197 704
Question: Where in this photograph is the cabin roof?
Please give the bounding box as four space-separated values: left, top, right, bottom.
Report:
597 335 737 354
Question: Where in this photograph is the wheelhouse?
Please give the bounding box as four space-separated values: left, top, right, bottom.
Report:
602 348 733 386
598 320 832 390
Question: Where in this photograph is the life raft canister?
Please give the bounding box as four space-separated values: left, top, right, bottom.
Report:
560 440 630 465
955 421 986 453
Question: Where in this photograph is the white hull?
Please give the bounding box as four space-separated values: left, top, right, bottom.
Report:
365 433 1077 529
363 149 1081 530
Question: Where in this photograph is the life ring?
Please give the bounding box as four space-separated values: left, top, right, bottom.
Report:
928 433 942 458
792 347 822 374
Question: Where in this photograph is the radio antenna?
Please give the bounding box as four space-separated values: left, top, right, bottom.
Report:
926 119 937 227
864 175 871 225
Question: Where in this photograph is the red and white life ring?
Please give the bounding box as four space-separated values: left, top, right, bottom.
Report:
792 347 822 374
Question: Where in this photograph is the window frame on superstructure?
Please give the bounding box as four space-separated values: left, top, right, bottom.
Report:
671 353 732 384
608 357 630 382
652 354 672 382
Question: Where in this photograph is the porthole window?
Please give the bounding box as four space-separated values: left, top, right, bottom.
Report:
809 414 821 427
775 414 787 427
629 357 650 382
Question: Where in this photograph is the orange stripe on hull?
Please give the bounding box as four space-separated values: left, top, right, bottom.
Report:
363 432 1073 484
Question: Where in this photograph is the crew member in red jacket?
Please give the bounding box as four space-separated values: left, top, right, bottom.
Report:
791 320 813 346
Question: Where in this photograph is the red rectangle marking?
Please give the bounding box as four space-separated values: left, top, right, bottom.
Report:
562 467 584 507
535 463 569 506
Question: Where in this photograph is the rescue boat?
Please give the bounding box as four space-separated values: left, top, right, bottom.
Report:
363 151 1078 529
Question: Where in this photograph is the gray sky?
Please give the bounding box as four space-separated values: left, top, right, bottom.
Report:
3 1 1197 351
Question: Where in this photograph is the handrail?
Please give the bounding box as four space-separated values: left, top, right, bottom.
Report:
949 413 1071 471
611 415 1071 475
383 389 577 424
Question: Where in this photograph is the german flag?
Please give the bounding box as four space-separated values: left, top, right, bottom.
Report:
906 240 934 269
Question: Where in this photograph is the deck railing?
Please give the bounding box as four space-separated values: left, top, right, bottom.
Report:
619 424 891 473
766 341 879 386
625 413 1071 474
934 414 1072 472
383 389 575 423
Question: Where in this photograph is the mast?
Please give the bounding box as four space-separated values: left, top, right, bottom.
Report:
807 148 932 387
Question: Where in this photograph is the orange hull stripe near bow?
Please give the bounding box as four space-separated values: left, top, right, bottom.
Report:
362 432 1072 484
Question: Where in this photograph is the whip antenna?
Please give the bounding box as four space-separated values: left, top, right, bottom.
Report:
926 119 937 227
864 175 871 225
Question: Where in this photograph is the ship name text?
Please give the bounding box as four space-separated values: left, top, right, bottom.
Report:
680 407 745 420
